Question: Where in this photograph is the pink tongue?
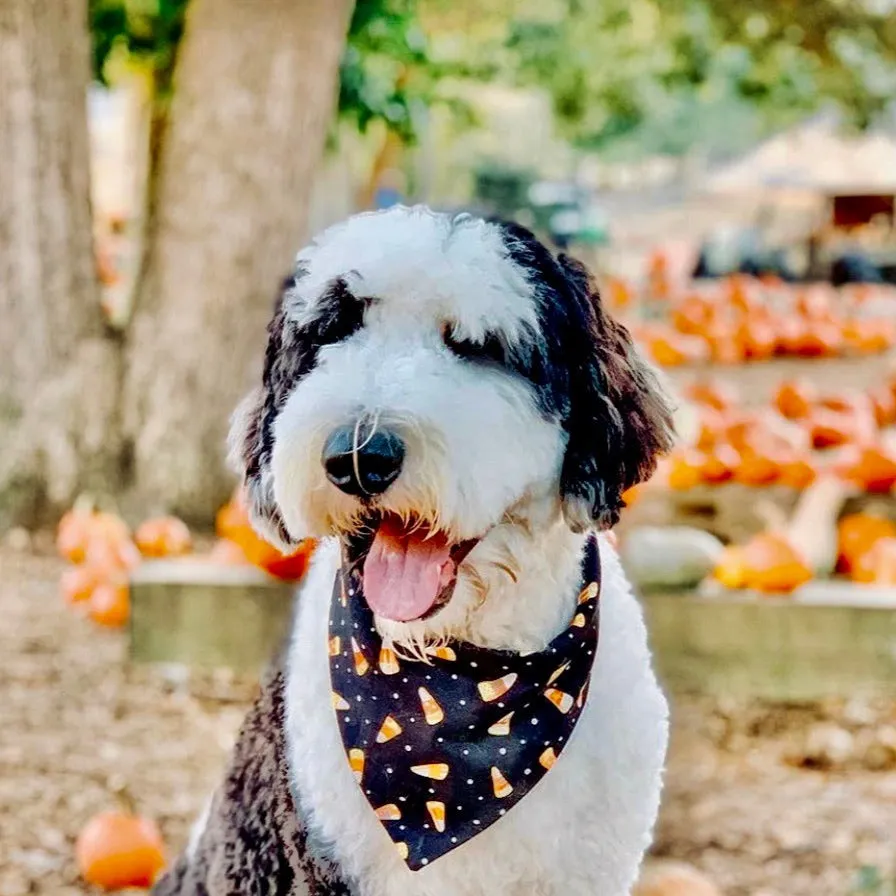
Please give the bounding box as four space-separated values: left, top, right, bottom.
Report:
363 522 455 622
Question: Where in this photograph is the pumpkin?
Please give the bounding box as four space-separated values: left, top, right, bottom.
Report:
697 444 739 484
647 331 708 367
852 537 896 585
683 380 737 413
60 565 100 606
778 456 817 490
135 516 192 558
216 489 316 581
208 539 251 564
666 451 704 491
671 296 713 336
737 318 776 361
869 386 896 428
798 319 844 357
732 447 783 487
807 408 873 450
76 811 166 890
739 532 812 593
633 862 721 896
835 443 896 493
84 533 141 574
712 544 749 589
836 513 896 574
57 507 96 563
88 580 130 628
774 380 816 420
843 318 896 354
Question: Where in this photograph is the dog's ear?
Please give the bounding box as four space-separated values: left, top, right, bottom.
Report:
557 255 675 531
226 279 301 552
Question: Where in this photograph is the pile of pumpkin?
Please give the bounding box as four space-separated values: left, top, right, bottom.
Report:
712 510 896 594
57 492 315 627
630 276 896 367
661 376 896 494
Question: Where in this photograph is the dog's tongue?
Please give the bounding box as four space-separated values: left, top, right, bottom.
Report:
363 521 455 622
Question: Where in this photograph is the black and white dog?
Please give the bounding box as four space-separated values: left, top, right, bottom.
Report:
156 206 674 896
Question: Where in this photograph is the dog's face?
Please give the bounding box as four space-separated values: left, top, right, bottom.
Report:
231 207 673 626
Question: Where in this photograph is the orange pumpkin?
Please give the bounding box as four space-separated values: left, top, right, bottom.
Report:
666 451 704 491
732 447 783 487
207 539 251 565
60 565 100 606
671 296 714 336
57 508 96 563
774 380 816 421
737 319 777 361
88 580 130 628
683 380 737 413
869 386 896 428
84 534 141 574
778 456 818 490
712 545 749 590
807 408 874 450
793 319 843 358
698 444 740 485
216 490 316 580
836 513 896 574
740 533 812 593
835 443 896 493
76 811 166 890
851 537 896 585
135 516 192 558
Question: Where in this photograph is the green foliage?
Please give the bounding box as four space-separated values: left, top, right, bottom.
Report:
449 0 896 157
88 0 443 142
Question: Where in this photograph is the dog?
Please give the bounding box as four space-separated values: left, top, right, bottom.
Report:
154 206 675 896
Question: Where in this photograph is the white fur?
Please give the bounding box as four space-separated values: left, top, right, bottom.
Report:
231 206 669 894
285 533 668 896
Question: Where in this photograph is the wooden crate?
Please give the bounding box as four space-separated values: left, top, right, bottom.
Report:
643 581 896 701
129 560 296 674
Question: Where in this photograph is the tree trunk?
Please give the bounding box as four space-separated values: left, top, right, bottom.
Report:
0 0 123 528
123 0 353 522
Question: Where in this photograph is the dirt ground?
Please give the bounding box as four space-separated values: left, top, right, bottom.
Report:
2 541 895 896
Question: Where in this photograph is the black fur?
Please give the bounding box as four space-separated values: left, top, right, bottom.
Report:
493 221 675 530
238 275 372 546
235 215 673 540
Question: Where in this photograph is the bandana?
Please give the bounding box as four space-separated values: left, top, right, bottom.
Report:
328 536 601 871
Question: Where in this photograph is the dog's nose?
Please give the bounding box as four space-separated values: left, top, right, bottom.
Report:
322 425 405 497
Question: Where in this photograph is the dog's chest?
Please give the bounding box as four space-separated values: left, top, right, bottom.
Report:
284 541 666 896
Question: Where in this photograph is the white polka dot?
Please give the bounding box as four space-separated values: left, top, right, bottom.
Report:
462 749 469 756
499 748 507 755
409 717 416 723
457 806 463 810
525 768 532 775
544 741 550 746
356 696 362 702
469 724 476 730
520 739 527 745
470 662 478 668
404 745 412 752
399 796 407 802
423 824 429 829
387 767 393 774
531 718 539 725
399 825 405 830
499 809 506 816
497 702 505 708
451 837 458 844
451 674 458 680
421 858 429 865
459 700 466 706
437 737 444 743
429 788 435 794
478 795 484 801
392 693 399 699
425 675 431 680
402 678 408 683
473 820 480 825
467 779 473 784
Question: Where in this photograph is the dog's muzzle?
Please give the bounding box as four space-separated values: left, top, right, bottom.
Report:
322 424 405 497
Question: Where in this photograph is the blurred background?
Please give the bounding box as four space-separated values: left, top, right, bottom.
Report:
3 0 896 893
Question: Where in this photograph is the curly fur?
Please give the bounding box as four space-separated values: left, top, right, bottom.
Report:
163 206 674 896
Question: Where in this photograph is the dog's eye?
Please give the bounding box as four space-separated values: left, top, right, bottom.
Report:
441 324 506 365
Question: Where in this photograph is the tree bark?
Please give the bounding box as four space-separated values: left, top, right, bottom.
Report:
0 0 123 527
124 0 353 522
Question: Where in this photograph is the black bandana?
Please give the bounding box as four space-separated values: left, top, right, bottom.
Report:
328 536 601 871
